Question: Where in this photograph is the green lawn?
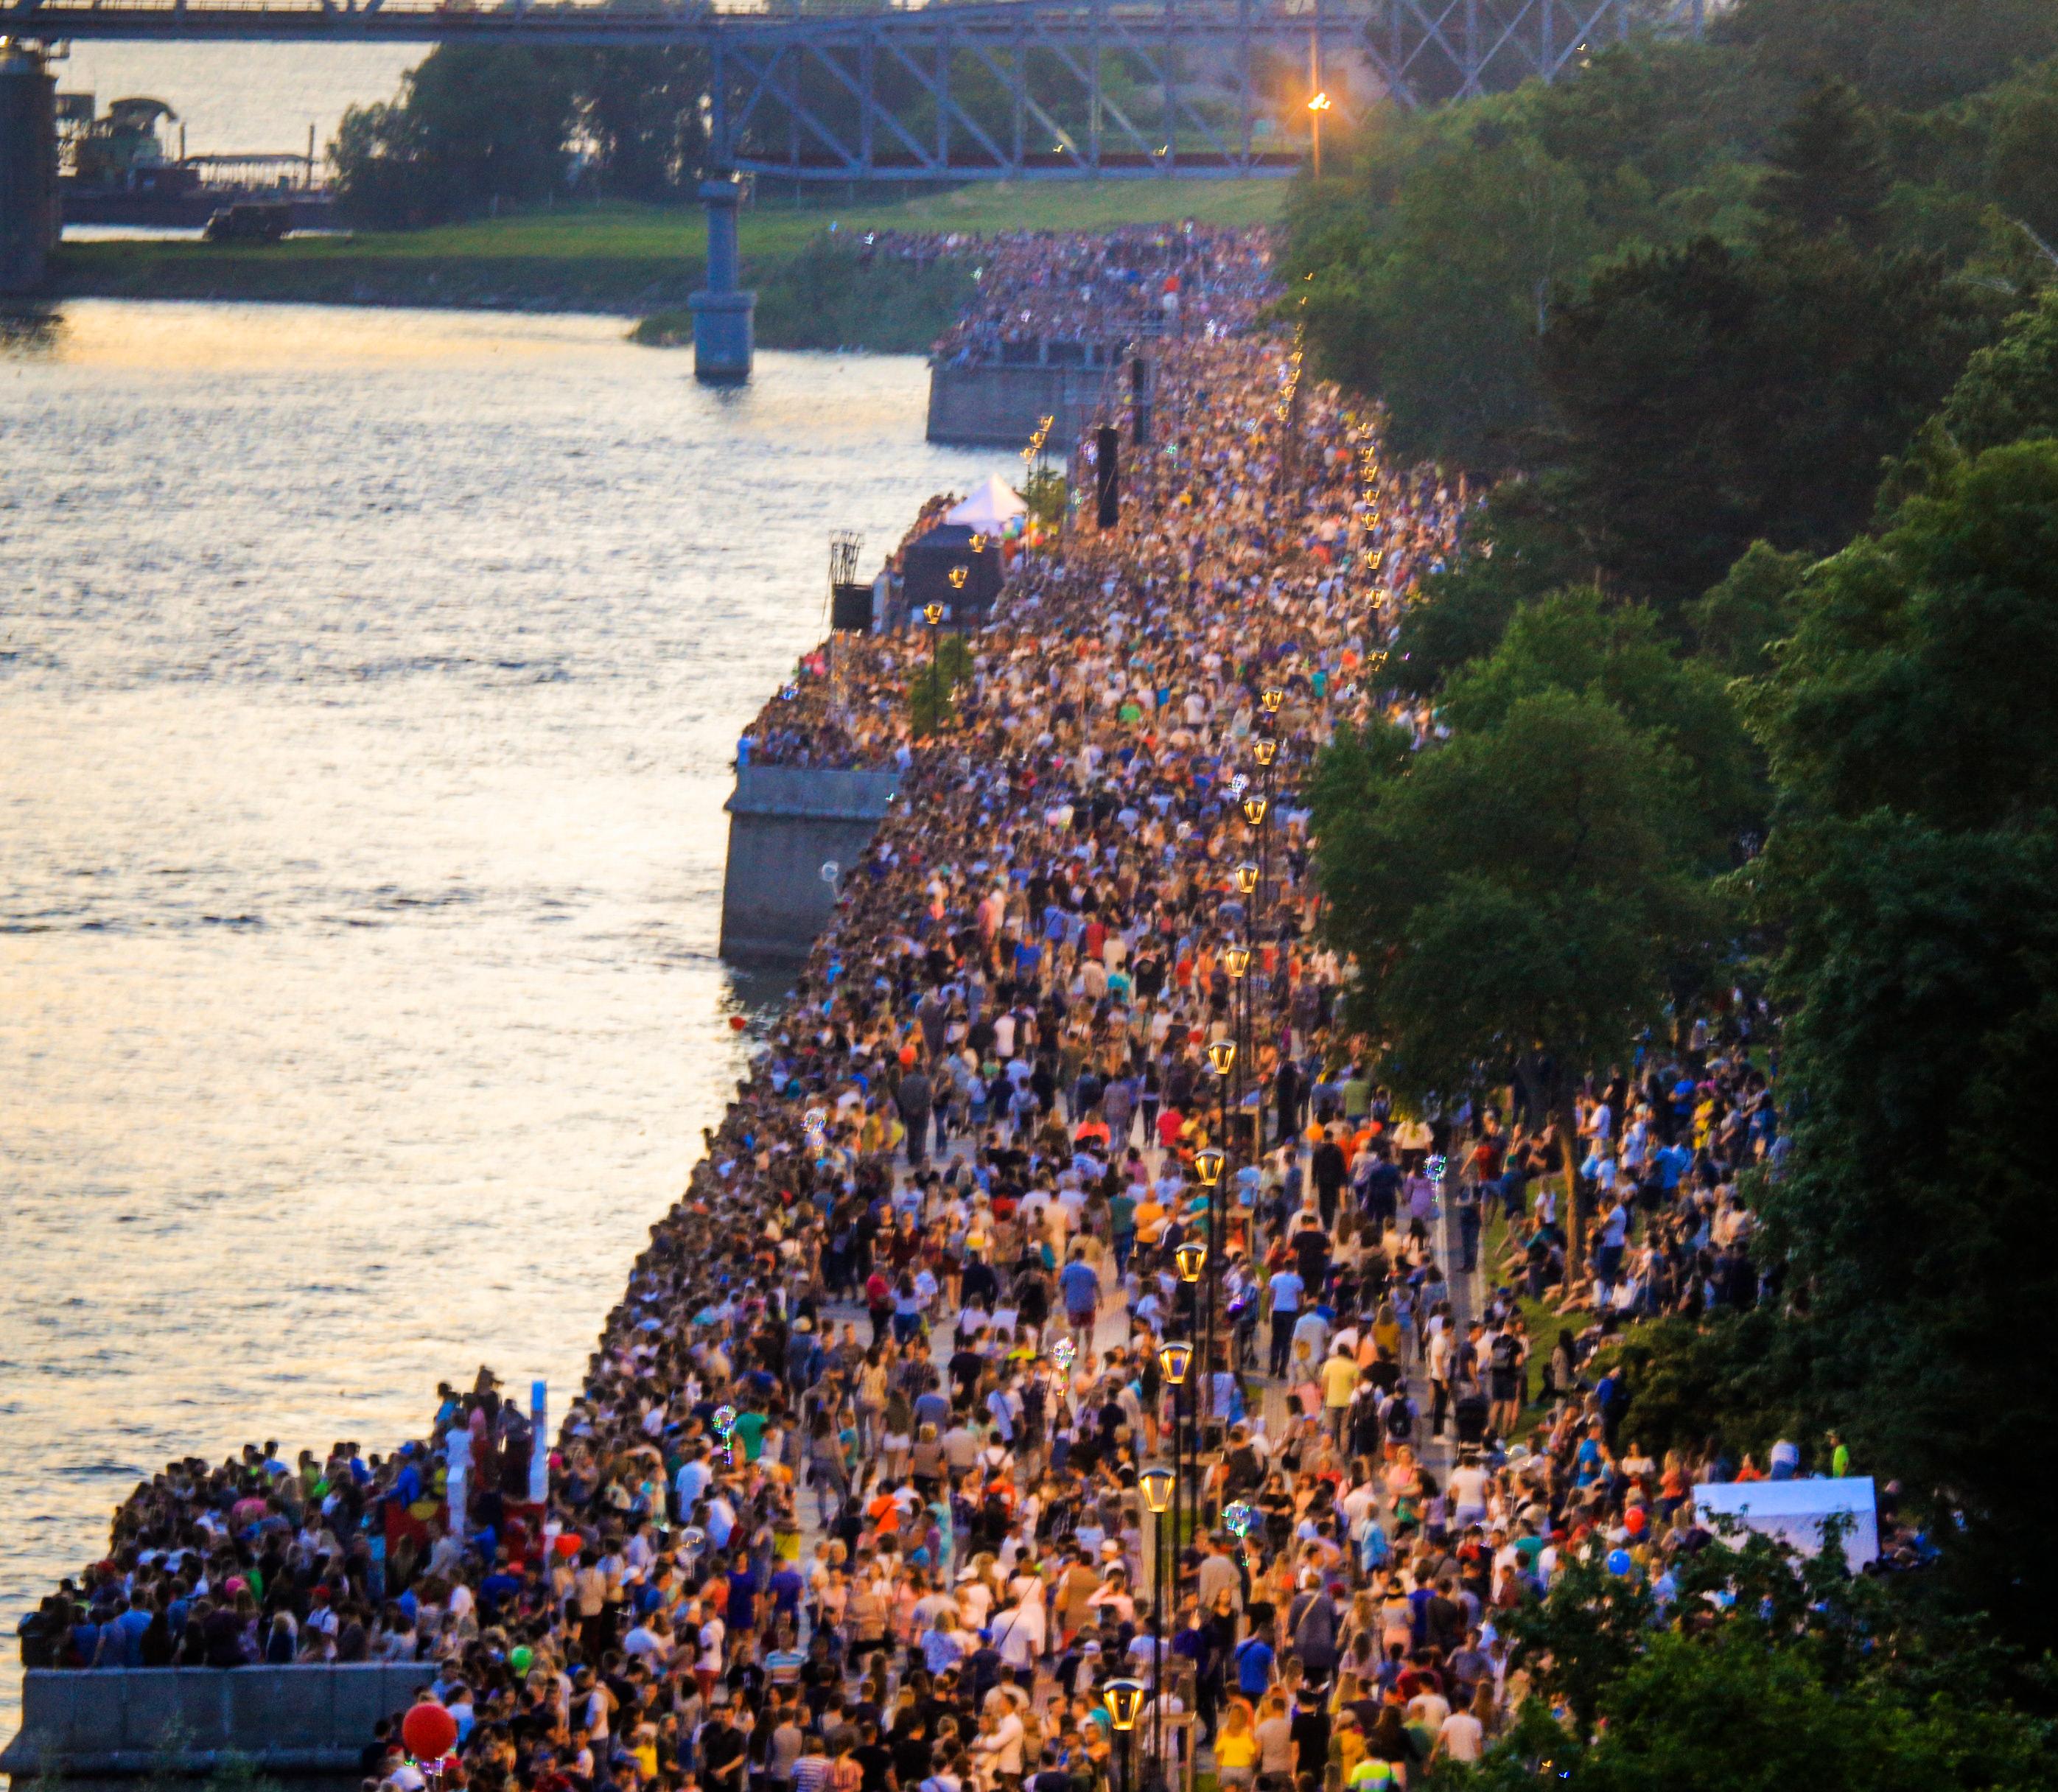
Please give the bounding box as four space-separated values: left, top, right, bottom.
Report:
57 178 1284 279
50 180 1289 336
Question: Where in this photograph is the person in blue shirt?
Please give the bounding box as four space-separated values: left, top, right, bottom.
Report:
1233 1631 1275 1698
1058 1249 1100 1338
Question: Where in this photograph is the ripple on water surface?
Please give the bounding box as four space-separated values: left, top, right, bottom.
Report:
0 300 998 1726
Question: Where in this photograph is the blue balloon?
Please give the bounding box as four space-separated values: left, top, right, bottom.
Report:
1606 1548 1634 1577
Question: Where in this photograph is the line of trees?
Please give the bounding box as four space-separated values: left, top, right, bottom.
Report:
332 46 711 228
1296 0 2058 1756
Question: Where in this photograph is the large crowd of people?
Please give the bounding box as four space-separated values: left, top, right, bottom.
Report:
24 220 1877 1792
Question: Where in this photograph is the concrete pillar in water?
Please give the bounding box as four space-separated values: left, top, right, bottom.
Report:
689 175 755 383
0 46 58 297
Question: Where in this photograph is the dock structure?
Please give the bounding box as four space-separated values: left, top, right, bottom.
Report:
717 764 900 959
0 1664 424 1784
927 340 1123 449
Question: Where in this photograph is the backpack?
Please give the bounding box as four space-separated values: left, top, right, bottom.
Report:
1384 1396 1413 1441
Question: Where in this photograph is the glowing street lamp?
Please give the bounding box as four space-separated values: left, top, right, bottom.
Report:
1207 1038 1236 1077
1139 1464 1175 1513
1158 1340 1194 1385
1175 1239 1208 1283
1242 794 1269 827
1235 861 1260 895
1308 89 1332 179
1194 1146 1225 1187
1224 942 1250 979
1253 735 1278 767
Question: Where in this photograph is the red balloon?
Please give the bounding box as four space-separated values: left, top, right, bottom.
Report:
553 1533 582 1558
402 1702 459 1762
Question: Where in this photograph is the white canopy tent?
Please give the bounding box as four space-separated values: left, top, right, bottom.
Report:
1692 1476 1879 1567
945 475 1029 533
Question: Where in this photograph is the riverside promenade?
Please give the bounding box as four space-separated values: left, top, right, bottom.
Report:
11 225 1511 1792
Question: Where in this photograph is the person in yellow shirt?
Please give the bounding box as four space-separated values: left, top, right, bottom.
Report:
1133 1191 1169 1253
1213 1700 1261 1791
1320 1343 1362 1442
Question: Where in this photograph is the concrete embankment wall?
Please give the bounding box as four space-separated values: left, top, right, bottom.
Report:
926 359 1110 448
0 1664 422 1782
718 764 900 959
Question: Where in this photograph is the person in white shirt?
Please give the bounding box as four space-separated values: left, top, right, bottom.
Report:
1432 1696 1486 1764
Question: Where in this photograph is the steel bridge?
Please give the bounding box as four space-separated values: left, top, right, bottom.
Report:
2 0 1712 182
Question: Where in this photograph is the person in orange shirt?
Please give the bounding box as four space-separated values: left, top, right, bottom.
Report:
1134 1186 1169 1242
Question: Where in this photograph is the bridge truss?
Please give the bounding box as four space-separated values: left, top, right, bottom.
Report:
0 0 1712 181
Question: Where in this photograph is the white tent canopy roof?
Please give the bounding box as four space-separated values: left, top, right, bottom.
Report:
1692 1476 1879 1567
945 475 1028 531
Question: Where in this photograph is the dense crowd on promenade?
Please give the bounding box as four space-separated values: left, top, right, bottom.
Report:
23 222 1867 1792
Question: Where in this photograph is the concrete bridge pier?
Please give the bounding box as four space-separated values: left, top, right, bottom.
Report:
689 175 755 383
0 45 58 295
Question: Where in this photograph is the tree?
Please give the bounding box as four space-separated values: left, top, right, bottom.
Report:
1984 74 2058 248
1439 587 1763 858
332 46 579 228
1756 77 1890 245
1539 231 1995 612
1749 441 2058 830
332 45 712 228
1388 473 1590 696
1720 0 2058 112
1467 1537 2045 1792
1926 287 2058 461
1294 110 1603 469
1690 539 1810 679
574 48 708 202
1312 692 1715 1262
1740 441 2058 1653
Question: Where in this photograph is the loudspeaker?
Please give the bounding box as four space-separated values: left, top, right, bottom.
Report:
1096 424 1121 529
830 581 873 633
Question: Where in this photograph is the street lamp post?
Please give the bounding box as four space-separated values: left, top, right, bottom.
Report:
1137 1466 1174 1771
1191 1147 1224 1410
922 601 945 735
1203 1037 1235 1412
1155 1334 1193 1789
1307 89 1332 180
1106 1678 1145 1792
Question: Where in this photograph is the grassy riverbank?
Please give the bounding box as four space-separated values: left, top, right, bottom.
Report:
52 179 1287 350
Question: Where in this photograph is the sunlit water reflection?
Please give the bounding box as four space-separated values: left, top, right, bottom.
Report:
0 300 996 1721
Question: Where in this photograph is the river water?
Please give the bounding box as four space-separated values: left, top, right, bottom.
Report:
0 300 995 1720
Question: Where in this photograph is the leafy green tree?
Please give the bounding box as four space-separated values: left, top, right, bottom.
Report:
1294 111 1603 468
1467 1535 2046 1792
1539 231 1995 611
1928 286 2058 460
1389 474 1590 695
1983 75 2058 247
1740 441 2058 1651
333 46 579 228
575 48 708 202
1750 441 2058 827
1312 692 1715 1259
1440 587 1763 855
1720 0 2058 111
1756 77 1890 244
1600 1308 1810 1462
1690 539 1810 678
